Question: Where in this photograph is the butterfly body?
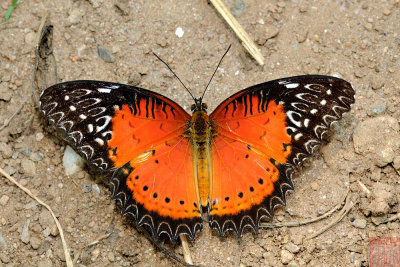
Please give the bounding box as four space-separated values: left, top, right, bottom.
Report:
40 75 355 242
189 103 213 207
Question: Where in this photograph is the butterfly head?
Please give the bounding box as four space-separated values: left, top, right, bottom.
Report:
191 98 208 112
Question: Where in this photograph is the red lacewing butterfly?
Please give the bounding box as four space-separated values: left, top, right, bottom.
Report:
39 49 355 242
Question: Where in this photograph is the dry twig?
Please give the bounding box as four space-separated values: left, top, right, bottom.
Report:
209 0 265 66
0 167 73 267
383 213 400 224
180 234 193 265
306 192 357 240
357 180 371 196
0 101 26 132
261 187 350 229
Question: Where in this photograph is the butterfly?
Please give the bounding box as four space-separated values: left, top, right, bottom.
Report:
39 70 355 243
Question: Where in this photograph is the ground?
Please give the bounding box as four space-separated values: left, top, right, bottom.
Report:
0 0 400 266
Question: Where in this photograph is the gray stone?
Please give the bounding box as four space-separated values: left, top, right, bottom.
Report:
128 72 141 86
24 32 37 48
231 0 246 17
92 184 101 194
4 165 16 175
0 233 7 249
30 236 42 250
0 253 10 264
0 83 12 102
97 45 115 63
67 9 84 25
82 185 91 193
21 219 31 244
21 158 36 175
63 145 85 176
0 143 12 158
351 218 367 229
281 249 294 264
285 242 300 253
39 210 53 229
0 195 9 206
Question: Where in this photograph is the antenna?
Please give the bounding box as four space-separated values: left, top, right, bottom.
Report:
201 44 231 100
152 52 196 101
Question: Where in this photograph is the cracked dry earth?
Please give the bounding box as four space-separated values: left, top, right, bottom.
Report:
0 0 400 266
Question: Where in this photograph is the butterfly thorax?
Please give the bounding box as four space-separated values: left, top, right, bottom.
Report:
190 107 213 207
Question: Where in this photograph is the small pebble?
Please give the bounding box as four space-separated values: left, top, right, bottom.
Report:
231 0 246 17
92 184 101 194
281 249 294 264
83 185 92 193
21 219 31 244
351 218 367 229
219 34 227 44
108 252 115 262
21 158 36 175
24 201 38 210
36 132 44 141
97 45 115 63
128 72 142 86
0 195 9 206
0 143 13 158
0 233 7 249
42 227 51 237
383 9 391 16
0 253 10 264
68 9 84 25
175 27 184 38
25 32 37 47
285 242 300 254
30 236 42 250
91 248 101 262
311 182 319 191
63 145 85 176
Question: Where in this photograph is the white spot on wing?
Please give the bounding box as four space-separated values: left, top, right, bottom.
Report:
327 89 332 95
294 133 303 140
88 124 94 133
320 99 327 105
95 138 104 146
64 95 70 100
304 118 310 127
285 83 299 89
70 105 76 111
311 109 318 114
79 114 87 120
98 88 112 93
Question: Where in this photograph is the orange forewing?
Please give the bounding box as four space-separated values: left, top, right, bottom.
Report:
108 99 189 168
211 98 292 166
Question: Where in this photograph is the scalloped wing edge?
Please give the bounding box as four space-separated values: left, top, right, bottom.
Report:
208 163 294 236
110 163 203 243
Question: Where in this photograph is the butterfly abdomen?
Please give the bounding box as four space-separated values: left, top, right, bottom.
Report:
191 110 213 207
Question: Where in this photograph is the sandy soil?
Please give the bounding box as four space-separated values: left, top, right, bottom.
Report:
1 0 399 266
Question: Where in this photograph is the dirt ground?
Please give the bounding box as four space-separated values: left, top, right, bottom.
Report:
1 0 400 266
